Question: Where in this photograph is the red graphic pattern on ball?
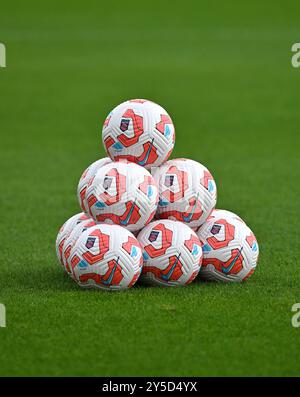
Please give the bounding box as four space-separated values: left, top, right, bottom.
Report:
58 238 66 263
144 254 184 282
79 186 87 211
206 219 235 249
128 271 141 288
184 234 201 252
202 248 244 275
79 258 123 287
184 234 203 265
155 114 173 135
96 200 141 226
186 270 199 284
82 229 110 264
145 209 157 225
161 165 188 203
144 223 173 258
139 175 153 195
104 135 115 149
99 168 126 206
138 175 158 204
87 193 97 216
103 114 112 128
246 231 256 248
70 254 80 271
114 140 159 167
200 170 214 190
160 196 203 223
63 245 72 272
122 236 140 256
117 109 143 147
243 268 255 281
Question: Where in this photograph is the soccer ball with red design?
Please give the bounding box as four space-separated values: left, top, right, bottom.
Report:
84 161 158 232
102 99 175 169
77 157 112 213
137 220 202 286
196 209 259 282
154 158 217 229
55 212 89 267
70 224 143 290
62 218 96 276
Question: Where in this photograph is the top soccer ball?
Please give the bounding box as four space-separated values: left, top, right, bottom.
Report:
197 209 259 282
154 158 217 229
102 99 175 169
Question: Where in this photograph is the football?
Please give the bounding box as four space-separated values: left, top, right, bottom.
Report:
196 209 259 282
77 157 112 213
70 224 143 290
154 158 217 228
137 219 202 286
102 99 175 169
62 218 96 276
84 160 158 232
55 212 89 267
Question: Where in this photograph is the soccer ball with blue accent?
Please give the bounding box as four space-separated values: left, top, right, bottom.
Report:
154 158 217 229
196 209 259 282
137 219 202 287
102 99 175 169
70 224 143 290
83 160 158 232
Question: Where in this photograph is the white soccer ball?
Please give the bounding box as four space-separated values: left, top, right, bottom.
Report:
70 224 143 290
154 158 217 229
62 218 96 276
84 160 158 232
197 209 259 282
55 212 89 267
137 220 202 287
102 99 175 169
77 157 112 213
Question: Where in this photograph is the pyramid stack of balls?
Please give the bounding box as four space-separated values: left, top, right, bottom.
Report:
56 99 259 291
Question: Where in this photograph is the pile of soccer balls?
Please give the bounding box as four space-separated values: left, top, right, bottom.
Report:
56 99 259 290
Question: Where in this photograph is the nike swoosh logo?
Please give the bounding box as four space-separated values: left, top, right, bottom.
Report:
120 200 136 225
101 257 119 285
161 253 181 281
138 138 154 166
182 193 199 222
222 247 243 274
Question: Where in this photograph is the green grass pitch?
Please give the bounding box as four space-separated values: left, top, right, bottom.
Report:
0 0 300 376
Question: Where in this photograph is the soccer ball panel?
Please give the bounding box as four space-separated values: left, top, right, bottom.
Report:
197 209 259 282
102 99 175 169
70 224 143 290
137 219 202 287
84 161 158 232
